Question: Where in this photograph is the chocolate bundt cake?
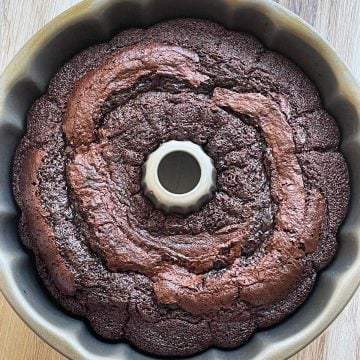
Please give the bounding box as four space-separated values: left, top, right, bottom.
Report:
13 19 349 356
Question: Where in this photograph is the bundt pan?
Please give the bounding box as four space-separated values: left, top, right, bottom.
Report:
0 0 359 359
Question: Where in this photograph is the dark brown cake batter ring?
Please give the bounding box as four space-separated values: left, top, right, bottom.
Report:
13 19 349 356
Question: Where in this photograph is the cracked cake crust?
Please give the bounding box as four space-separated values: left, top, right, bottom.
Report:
13 19 349 356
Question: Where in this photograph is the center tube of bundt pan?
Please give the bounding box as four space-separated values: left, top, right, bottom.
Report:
142 140 217 215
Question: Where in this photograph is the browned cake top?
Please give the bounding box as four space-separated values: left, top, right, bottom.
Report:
13 19 349 356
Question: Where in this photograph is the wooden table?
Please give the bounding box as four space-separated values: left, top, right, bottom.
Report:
0 1 359 359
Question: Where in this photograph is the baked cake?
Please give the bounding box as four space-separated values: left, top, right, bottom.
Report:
13 19 350 356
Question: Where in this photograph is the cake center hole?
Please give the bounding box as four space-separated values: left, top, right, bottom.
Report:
157 151 201 194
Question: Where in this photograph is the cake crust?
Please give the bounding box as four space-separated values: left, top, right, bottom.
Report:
13 19 349 356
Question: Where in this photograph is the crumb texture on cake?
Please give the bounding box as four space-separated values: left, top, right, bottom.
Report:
13 19 349 356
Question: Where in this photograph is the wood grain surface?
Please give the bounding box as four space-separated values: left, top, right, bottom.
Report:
0 1 359 359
